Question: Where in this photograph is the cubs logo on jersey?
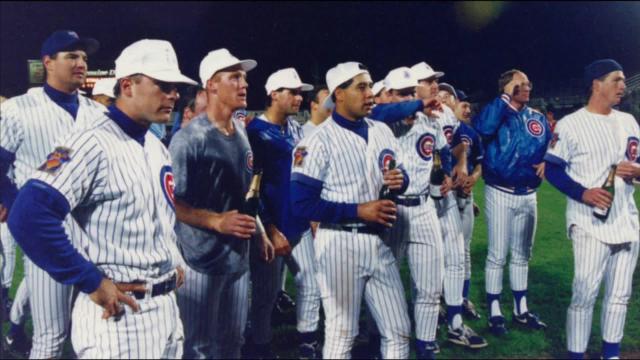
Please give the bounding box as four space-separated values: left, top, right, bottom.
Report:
378 149 396 171
443 125 454 145
626 137 639 161
245 151 254 173
160 165 175 210
293 146 308 167
416 133 436 161
38 147 73 174
526 119 545 137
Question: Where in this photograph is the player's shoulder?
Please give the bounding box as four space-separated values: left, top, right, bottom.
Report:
1 88 45 112
78 95 108 111
175 114 210 143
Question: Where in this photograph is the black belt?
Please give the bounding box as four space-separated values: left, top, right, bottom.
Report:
395 194 429 207
128 274 177 300
319 223 380 235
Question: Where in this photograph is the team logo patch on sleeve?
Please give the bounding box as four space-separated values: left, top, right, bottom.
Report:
549 133 560 149
443 125 454 145
526 119 545 137
293 146 308 167
38 147 72 174
160 166 175 210
626 137 639 161
416 133 435 161
245 151 254 173
378 149 396 171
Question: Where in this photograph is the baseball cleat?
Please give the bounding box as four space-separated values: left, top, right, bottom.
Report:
276 290 296 312
512 311 547 330
447 324 488 349
4 330 31 359
462 299 481 320
488 315 508 337
298 341 321 360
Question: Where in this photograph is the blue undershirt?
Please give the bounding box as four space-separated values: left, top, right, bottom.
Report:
544 155 586 203
43 83 79 120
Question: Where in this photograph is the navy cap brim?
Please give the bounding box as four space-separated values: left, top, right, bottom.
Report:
64 37 100 55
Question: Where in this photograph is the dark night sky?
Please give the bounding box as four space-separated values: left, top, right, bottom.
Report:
1 1 639 105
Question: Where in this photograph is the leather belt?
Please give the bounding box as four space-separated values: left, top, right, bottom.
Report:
319 223 380 235
117 274 177 300
395 193 429 207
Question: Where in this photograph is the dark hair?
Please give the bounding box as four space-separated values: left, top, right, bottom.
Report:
265 88 285 108
113 74 143 98
308 85 329 106
586 73 609 98
498 69 522 93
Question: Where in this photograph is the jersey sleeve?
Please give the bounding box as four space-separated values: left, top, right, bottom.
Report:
31 131 108 209
0 99 25 154
290 135 329 184
544 119 575 167
168 129 194 201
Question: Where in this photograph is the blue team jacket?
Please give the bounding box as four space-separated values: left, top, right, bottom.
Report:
472 94 551 193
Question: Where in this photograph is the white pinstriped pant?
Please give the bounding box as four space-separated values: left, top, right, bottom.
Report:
1 223 16 288
292 229 321 333
437 195 465 308
458 193 475 280
9 274 29 326
567 226 639 353
72 290 183 359
315 229 411 359
177 265 249 359
24 257 73 359
484 185 537 295
389 199 444 342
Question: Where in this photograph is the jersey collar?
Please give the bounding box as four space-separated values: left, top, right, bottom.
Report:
107 105 147 146
332 110 368 142
43 83 79 104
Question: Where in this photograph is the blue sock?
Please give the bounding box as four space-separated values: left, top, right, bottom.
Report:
447 305 463 328
512 289 527 315
463 279 470 299
568 351 584 359
487 292 501 317
602 341 620 359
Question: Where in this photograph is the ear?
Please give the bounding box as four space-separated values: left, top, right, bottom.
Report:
206 77 217 95
334 88 344 104
43 55 55 72
120 78 134 98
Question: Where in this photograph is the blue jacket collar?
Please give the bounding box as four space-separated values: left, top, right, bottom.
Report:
43 83 78 104
332 110 365 130
107 105 147 146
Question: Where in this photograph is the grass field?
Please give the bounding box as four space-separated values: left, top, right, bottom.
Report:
3 180 640 359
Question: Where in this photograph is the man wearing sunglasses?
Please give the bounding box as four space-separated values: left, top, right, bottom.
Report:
0 29 105 359
473 69 551 336
9 39 197 358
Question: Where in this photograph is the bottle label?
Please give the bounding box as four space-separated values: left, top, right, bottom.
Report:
593 206 608 216
430 185 442 198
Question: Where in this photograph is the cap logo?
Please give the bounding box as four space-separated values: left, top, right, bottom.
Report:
416 133 435 161
403 71 411 79
526 119 544 137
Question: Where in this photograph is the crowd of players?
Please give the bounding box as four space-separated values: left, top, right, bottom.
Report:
0 30 637 360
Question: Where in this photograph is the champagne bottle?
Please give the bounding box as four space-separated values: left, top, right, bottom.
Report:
430 150 445 201
243 169 263 217
593 165 616 221
379 158 397 202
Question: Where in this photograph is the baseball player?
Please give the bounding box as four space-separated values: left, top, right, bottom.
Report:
302 85 330 137
411 61 487 349
245 67 314 358
8 38 197 358
450 88 484 320
0 30 105 359
171 48 270 359
372 80 390 105
290 61 412 359
545 59 639 360
472 69 551 336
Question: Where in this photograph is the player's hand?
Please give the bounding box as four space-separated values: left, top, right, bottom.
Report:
462 173 479 194
452 165 468 189
310 221 319 238
582 188 613 210
616 161 640 181
211 210 256 239
89 278 141 320
357 199 397 227
258 231 275 263
383 168 404 190
440 176 453 196
504 79 519 97
0 204 7 223
533 162 545 179
176 266 185 289
267 224 292 256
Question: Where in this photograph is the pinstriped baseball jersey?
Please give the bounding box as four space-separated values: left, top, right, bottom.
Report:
434 105 460 146
292 116 405 204
0 87 105 188
395 112 448 196
31 114 181 283
545 108 640 244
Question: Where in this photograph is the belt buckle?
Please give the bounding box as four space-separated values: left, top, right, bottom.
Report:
144 282 153 299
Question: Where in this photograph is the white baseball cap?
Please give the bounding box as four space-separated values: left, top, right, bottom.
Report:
410 61 445 81
199 48 257 86
92 77 116 98
323 61 370 109
384 67 419 91
372 80 386 97
264 67 313 95
115 39 197 85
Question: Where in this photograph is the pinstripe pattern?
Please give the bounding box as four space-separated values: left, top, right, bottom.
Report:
1 223 15 288
485 185 537 296
72 291 183 359
1 87 106 358
458 193 475 280
438 195 466 308
177 265 249 359
292 229 321 333
9 267 29 326
567 226 639 352
293 116 411 358
389 200 443 342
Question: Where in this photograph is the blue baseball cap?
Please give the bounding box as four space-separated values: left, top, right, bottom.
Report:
455 89 469 101
41 30 99 58
583 59 623 87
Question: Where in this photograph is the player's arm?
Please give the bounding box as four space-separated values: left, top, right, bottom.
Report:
471 94 513 139
0 101 23 212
